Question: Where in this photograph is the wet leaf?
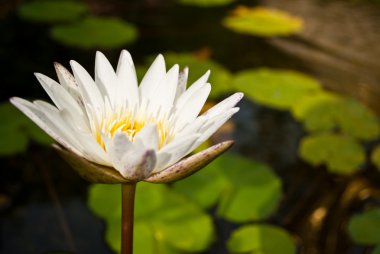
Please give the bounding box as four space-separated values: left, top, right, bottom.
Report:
371 145 380 171
233 68 321 110
88 183 214 253
51 16 138 49
227 224 296 254
139 52 233 99
173 154 282 222
292 93 380 141
223 6 303 37
18 0 87 23
178 0 234 7
348 208 380 245
299 133 365 174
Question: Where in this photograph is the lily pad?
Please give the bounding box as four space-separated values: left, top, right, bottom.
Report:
371 145 380 171
173 154 282 223
223 6 303 37
0 102 52 155
347 208 380 245
18 0 87 23
139 52 233 99
51 16 138 49
227 224 296 254
372 245 380 254
299 133 365 174
292 93 380 141
88 183 214 253
233 68 321 110
178 0 234 7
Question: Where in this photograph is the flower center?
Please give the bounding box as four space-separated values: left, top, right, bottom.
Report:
95 112 170 150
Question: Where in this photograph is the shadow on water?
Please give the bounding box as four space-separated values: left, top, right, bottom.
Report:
1 0 380 253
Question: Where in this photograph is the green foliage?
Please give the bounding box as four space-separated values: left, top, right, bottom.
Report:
223 6 303 37
299 133 365 174
51 16 138 49
178 0 234 7
18 0 88 23
88 183 214 254
348 208 380 245
233 68 321 110
372 245 380 254
293 92 380 141
173 154 282 223
0 102 52 156
371 145 380 171
139 52 233 99
227 224 296 254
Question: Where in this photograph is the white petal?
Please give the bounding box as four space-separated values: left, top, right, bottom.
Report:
139 54 166 100
134 124 159 151
95 51 117 102
149 64 179 114
70 60 104 115
174 83 211 131
116 50 139 107
10 97 82 156
203 92 243 118
174 67 188 102
154 134 200 172
104 132 134 169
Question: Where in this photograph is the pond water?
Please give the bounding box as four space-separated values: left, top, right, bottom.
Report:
1 0 380 254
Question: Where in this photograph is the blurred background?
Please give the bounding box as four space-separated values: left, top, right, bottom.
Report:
1 0 380 253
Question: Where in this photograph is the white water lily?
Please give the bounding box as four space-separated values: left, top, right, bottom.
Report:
10 50 242 181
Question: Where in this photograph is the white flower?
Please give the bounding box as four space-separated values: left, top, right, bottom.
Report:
10 50 243 182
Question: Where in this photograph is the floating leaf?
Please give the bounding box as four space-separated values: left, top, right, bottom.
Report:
178 0 234 7
223 6 303 37
88 183 214 254
0 102 52 156
51 16 138 49
372 245 380 254
292 93 380 141
348 208 380 245
233 68 321 110
139 52 233 99
227 224 296 254
18 0 87 23
299 133 365 174
371 145 380 171
173 154 282 223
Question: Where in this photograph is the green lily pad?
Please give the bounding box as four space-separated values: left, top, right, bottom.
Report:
227 224 296 254
292 93 379 141
18 0 87 23
88 183 214 254
139 52 233 99
51 16 138 49
173 154 282 223
0 102 52 156
371 145 380 171
223 6 303 37
299 133 365 174
233 68 321 110
178 0 234 7
347 208 380 245
372 245 380 254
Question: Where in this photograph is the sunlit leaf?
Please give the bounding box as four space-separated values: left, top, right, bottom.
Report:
139 52 233 99
88 183 214 254
227 224 296 254
299 133 365 174
223 6 303 37
348 208 380 245
174 154 282 223
233 68 321 110
292 93 380 141
51 16 138 49
178 0 234 7
371 145 380 171
0 126 28 156
18 0 87 23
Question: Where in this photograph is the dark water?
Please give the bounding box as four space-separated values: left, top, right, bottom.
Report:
1 0 380 253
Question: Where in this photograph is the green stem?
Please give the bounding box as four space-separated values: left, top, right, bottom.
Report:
121 183 137 254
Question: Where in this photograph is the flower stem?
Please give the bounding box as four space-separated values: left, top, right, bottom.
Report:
121 183 137 254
